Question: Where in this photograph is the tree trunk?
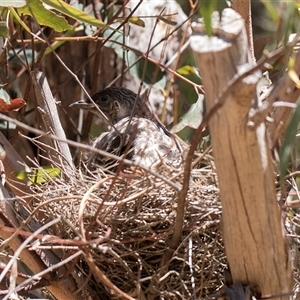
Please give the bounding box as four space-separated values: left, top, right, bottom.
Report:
190 8 292 299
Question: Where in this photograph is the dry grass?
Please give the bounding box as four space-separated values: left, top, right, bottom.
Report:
24 157 227 299
5 150 300 299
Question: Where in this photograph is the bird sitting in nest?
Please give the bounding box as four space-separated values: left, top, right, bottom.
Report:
70 86 183 172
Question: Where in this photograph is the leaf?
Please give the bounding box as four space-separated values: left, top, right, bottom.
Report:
106 3 114 21
288 69 300 88
14 166 61 184
157 16 177 26
128 17 145 27
18 0 73 32
261 0 279 23
0 0 26 7
103 24 124 49
9 7 37 38
171 94 205 133
199 0 215 37
177 65 199 77
0 21 7 37
288 56 300 88
280 98 300 182
43 0 109 29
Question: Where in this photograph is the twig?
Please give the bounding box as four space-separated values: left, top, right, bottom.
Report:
84 251 136 300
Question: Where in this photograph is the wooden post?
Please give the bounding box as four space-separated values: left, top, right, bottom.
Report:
190 9 292 298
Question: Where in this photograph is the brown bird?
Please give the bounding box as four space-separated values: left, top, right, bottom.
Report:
70 86 182 171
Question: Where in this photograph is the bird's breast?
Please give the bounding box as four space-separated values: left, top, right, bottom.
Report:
90 117 182 170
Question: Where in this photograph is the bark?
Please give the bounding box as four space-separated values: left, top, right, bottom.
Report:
0 131 32 199
190 8 292 299
267 48 300 145
0 193 82 300
232 0 255 63
32 71 74 175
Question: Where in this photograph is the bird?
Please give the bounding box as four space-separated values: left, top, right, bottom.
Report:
70 86 182 171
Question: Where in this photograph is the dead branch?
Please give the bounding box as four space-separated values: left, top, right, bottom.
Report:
31 71 74 175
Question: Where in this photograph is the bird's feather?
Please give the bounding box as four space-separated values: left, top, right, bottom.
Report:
88 117 182 170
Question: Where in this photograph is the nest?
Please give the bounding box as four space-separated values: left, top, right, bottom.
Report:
6 147 300 299
25 157 226 299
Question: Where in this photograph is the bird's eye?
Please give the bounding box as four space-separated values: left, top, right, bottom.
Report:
101 95 108 102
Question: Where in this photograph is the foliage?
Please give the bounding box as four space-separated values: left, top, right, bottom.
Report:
14 166 61 184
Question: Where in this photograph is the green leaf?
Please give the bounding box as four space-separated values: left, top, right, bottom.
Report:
157 16 177 26
13 170 29 181
177 65 199 77
14 166 61 184
171 94 204 133
0 21 7 37
9 7 39 38
280 98 300 182
106 4 114 21
261 0 280 23
199 0 215 37
18 0 72 32
0 0 26 7
43 0 108 29
128 17 145 28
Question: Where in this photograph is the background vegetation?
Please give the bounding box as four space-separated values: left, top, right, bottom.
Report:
0 0 300 299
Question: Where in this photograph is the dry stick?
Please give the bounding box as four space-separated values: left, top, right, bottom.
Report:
267 48 300 144
84 41 102 139
78 177 115 240
0 217 60 284
0 212 82 300
31 71 74 174
83 251 136 300
0 131 32 199
4 249 83 300
106 37 203 92
0 183 51 292
161 93 222 266
232 0 255 63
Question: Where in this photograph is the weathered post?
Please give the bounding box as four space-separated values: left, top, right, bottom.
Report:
190 9 292 298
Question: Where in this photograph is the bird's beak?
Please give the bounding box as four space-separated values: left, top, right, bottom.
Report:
69 99 94 109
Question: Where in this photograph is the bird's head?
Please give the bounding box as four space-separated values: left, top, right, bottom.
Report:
70 86 153 124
